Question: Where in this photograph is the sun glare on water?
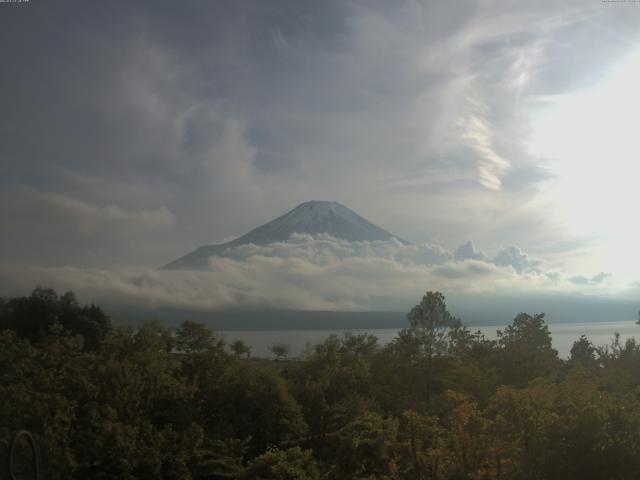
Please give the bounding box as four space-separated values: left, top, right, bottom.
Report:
528 50 640 284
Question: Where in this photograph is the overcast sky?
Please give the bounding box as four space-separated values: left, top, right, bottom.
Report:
2 0 640 314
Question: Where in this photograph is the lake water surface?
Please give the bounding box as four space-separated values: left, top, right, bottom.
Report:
222 321 640 359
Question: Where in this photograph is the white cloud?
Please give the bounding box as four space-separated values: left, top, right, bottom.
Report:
220 233 451 267
569 272 612 285
491 245 541 274
454 240 486 261
459 112 511 191
0 236 616 313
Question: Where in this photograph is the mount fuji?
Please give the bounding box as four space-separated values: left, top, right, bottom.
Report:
162 200 409 270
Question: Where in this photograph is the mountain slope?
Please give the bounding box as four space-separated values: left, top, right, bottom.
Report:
162 200 408 270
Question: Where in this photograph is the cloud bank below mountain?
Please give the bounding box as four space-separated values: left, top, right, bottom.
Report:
0 234 619 314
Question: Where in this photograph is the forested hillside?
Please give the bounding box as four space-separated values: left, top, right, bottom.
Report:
2 288 640 479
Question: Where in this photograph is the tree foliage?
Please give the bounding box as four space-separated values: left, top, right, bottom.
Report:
269 342 291 361
230 339 252 359
405 291 463 403
3 288 640 479
0 287 111 349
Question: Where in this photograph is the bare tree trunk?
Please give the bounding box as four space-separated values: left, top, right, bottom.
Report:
410 428 422 479
426 350 433 405
432 456 439 480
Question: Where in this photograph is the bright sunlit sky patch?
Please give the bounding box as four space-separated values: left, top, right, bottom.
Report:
528 49 640 284
2 0 640 311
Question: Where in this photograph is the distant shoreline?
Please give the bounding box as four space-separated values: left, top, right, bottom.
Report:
218 320 639 359
105 302 638 331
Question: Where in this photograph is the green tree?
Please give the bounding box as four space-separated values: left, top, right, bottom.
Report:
270 342 291 361
341 332 378 357
198 361 307 453
0 287 111 349
288 334 377 440
439 390 493 479
240 446 320 480
397 410 444 480
174 320 223 354
331 411 399 480
71 322 193 478
406 291 461 403
570 335 597 365
230 339 252 359
495 312 559 387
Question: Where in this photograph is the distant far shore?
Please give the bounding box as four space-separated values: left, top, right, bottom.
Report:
104 296 638 331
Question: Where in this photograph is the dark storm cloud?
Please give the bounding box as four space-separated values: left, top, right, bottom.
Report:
1 0 639 278
0 0 361 265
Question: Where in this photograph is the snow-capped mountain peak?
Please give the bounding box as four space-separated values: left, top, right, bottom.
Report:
162 200 408 270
